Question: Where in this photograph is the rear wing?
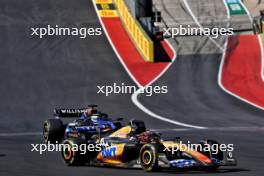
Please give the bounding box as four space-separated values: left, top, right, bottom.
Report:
54 109 88 118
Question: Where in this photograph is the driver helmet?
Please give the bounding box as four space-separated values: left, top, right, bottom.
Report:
90 114 100 122
85 107 97 117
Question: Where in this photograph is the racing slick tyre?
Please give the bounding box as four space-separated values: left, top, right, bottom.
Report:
61 138 88 166
139 143 161 172
43 119 64 144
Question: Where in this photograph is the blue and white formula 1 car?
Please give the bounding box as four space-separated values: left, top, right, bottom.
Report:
43 105 123 143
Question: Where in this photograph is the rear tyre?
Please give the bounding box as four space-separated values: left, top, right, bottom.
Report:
139 143 161 172
43 119 64 144
61 138 88 166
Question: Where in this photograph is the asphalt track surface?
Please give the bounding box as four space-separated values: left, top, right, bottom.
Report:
154 0 227 54
0 0 264 176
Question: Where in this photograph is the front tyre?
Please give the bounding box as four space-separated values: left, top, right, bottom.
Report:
139 144 160 172
61 138 88 166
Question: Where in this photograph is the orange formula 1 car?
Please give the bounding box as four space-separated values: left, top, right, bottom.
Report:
61 120 237 172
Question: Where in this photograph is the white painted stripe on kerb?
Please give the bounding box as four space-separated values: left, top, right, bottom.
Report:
92 0 207 129
258 35 264 81
92 0 141 87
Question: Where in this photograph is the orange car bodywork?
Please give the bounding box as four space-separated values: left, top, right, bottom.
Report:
95 126 212 165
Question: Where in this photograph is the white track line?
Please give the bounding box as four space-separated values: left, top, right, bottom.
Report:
131 0 232 129
131 40 207 129
132 87 206 129
131 39 207 129
92 0 141 87
182 0 224 51
0 132 41 137
130 0 237 129
218 0 264 110
0 1 143 138
2 1 260 137
92 0 207 129
152 126 264 132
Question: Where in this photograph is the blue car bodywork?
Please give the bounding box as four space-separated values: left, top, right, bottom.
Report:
65 116 119 138
54 108 121 139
